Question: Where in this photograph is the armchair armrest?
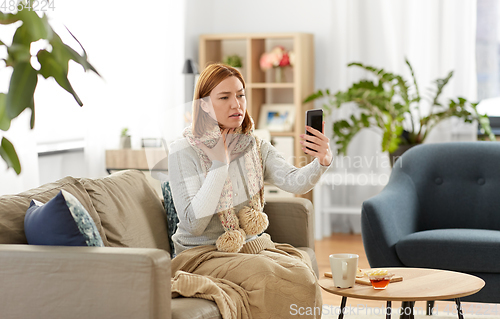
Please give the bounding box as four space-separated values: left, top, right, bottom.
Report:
361 171 420 267
264 197 314 251
0 245 171 319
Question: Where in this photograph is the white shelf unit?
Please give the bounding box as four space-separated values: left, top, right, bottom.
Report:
313 171 389 240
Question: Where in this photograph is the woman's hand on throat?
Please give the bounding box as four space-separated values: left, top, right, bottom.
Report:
197 128 236 164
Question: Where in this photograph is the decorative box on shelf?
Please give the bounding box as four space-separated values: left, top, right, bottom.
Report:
105 148 168 197
105 148 168 174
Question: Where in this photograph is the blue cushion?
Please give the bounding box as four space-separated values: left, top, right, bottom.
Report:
396 228 500 273
24 190 104 247
161 181 179 257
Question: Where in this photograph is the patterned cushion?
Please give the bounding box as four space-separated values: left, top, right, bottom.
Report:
24 190 104 247
161 181 179 256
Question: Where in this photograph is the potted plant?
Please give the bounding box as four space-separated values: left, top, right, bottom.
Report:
304 59 495 165
120 128 131 149
223 54 243 75
223 54 243 68
0 3 99 174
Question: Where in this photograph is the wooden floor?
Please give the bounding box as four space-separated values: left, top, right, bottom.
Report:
315 233 499 316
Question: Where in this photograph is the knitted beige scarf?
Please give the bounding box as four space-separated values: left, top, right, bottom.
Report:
183 122 268 253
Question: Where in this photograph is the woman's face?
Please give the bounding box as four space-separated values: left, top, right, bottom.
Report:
202 76 246 129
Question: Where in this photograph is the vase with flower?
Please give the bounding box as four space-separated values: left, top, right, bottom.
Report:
260 46 294 83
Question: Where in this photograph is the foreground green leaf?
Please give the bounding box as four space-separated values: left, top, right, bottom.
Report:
6 62 38 119
37 49 83 106
0 93 12 131
16 8 52 43
62 27 100 75
29 98 35 129
0 137 21 174
12 23 31 47
7 43 31 64
0 13 20 25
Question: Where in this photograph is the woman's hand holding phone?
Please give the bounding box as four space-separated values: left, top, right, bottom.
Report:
300 121 333 167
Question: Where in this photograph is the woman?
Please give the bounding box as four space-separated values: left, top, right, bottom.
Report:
169 63 332 319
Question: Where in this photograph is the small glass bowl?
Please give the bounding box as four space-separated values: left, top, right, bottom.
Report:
367 272 395 290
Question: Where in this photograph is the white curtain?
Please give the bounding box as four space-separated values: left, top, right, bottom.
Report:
317 0 478 237
44 1 186 178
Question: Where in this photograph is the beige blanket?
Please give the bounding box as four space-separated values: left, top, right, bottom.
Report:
171 234 322 319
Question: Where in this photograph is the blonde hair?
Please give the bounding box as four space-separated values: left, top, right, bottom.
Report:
192 63 252 137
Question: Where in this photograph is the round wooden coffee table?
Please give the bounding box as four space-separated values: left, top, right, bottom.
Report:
319 267 485 319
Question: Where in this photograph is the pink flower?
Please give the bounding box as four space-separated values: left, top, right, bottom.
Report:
279 52 290 67
260 53 274 70
260 46 293 71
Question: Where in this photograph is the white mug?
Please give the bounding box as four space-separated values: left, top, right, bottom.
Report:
329 253 359 288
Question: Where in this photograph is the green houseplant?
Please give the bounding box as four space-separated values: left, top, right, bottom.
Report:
304 59 495 158
120 127 131 149
0 2 99 174
223 54 243 68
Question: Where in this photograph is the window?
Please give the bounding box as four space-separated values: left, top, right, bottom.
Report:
476 0 500 101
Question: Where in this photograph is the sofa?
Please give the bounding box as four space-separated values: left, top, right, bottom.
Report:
0 169 318 319
361 142 500 304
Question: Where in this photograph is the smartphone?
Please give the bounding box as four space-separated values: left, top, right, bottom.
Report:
305 109 323 151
